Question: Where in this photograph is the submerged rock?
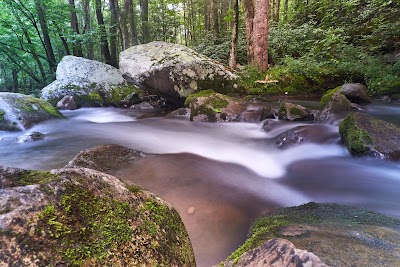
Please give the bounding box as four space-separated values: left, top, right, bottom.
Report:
66 144 148 174
221 202 400 267
0 92 64 131
16 132 45 143
0 165 195 266
278 102 313 121
41 56 143 108
119 41 239 105
220 238 328 267
339 112 400 160
185 90 246 122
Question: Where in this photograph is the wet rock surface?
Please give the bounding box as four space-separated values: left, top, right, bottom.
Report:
0 165 195 267
0 92 64 131
220 202 400 267
278 102 313 121
339 83 371 104
339 112 400 160
16 132 45 143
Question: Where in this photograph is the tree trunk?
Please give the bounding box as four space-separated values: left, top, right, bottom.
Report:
109 0 118 67
95 0 112 65
83 0 94 59
12 69 18 93
242 0 255 64
274 0 280 22
59 33 71 55
140 0 150 43
253 0 269 71
69 0 83 57
284 0 289 21
210 0 220 39
229 0 239 69
34 0 56 74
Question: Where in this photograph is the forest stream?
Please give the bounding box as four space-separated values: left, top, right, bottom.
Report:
1 101 400 267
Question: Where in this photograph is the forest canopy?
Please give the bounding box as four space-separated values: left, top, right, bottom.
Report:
0 0 399 96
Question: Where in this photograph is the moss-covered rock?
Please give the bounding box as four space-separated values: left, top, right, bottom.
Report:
278 102 313 121
339 112 400 160
0 92 65 131
41 56 144 108
119 41 239 106
318 90 352 123
0 166 195 266
339 83 371 104
185 90 246 122
221 202 400 267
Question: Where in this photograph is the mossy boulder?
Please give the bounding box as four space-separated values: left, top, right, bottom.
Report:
119 41 239 106
0 165 195 266
278 102 313 121
221 202 400 267
0 92 64 131
339 112 400 160
185 90 246 122
318 90 352 123
41 56 144 108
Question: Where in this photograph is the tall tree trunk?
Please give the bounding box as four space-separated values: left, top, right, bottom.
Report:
140 0 150 43
253 0 269 71
34 0 56 74
229 0 239 69
12 69 18 93
284 0 289 21
210 0 220 39
83 0 94 59
109 0 118 67
204 0 211 32
121 0 131 49
274 0 280 22
95 0 112 65
242 0 255 64
59 33 71 55
69 0 83 57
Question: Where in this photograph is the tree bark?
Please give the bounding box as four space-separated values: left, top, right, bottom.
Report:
69 0 83 57
274 0 280 22
109 0 118 67
95 0 112 65
140 0 150 43
284 0 289 21
253 0 269 71
229 0 239 69
34 0 56 74
210 0 220 39
242 0 255 64
12 69 18 93
83 0 94 59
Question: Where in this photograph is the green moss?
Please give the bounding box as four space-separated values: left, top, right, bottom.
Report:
320 86 341 108
290 107 303 116
339 113 373 156
127 184 143 194
184 89 216 106
36 99 64 118
15 96 64 118
108 85 140 104
8 170 61 187
37 183 136 266
0 110 5 122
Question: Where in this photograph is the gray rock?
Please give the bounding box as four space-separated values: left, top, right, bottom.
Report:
56 95 77 110
0 165 195 266
0 92 64 131
16 132 45 143
278 102 313 121
119 41 238 105
240 105 275 123
318 92 352 123
41 56 142 107
221 238 328 267
338 83 371 104
339 112 400 160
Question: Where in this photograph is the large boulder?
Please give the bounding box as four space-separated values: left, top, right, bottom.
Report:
0 92 64 131
220 202 400 267
41 56 143 108
119 41 239 105
339 112 400 160
185 90 246 122
278 102 313 121
339 83 371 104
0 166 195 266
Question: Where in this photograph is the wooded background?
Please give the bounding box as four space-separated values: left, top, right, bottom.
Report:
1 0 399 96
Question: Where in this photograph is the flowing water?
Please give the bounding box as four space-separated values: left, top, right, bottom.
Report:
1 103 400 266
